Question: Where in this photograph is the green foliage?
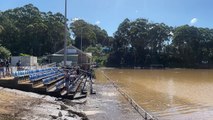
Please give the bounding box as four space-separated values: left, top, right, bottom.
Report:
171 25 213 67
108 18 213 68
0 46 11 59
70 19 110 50
85 45 108 66
19 53 30 56
108 18 171 67
1 4 213 68
0 4 71 56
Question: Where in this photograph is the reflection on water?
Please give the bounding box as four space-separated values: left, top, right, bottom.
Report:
96 69 213 120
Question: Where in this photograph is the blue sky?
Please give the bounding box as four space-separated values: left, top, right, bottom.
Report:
0 0 212 36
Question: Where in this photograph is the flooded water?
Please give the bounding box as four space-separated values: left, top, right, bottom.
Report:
96 69 213 120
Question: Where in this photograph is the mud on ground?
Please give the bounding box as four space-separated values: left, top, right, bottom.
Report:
80 81 143 120
0 87 87 120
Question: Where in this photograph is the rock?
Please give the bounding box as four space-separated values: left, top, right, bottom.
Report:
60 104 68 110
49 115 58 119
58 111 63 117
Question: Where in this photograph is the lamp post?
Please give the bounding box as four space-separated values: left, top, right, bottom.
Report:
81 28 83 52
80 27 84 65
80 27 86 64
63 0 67 67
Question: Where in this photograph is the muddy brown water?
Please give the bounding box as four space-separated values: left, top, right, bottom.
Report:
96 68 213 120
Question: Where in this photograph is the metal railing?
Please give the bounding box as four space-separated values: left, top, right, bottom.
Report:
102 71 158 120
41 62 56 68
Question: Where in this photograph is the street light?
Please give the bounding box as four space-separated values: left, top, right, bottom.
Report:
63 0 67 66
81 28 83 52
80 27 86 64
79 26 87 51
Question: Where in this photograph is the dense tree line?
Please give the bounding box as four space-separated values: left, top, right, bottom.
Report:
70 19 112 65
70 19 112 50
1 4 213 68
107 18 213 68
0 4 71 57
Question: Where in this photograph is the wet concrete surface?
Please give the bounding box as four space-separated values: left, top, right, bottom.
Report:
82 82 143 120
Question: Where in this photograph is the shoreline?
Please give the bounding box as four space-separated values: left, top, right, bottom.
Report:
100 67 213 70
0 78 143 120
81 81 142 120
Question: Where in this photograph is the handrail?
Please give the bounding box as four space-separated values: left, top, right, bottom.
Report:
41 62 56 68
102 71 158 120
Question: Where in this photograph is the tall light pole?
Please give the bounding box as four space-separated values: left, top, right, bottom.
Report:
81 28 83 52
63 0 67 66
80 28 83 65
80 27 86 64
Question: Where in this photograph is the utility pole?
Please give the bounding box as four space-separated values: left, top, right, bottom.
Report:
63 0 67 66
81 28 83 52
80 28 83 64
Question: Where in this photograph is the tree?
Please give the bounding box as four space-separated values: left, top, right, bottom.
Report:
71 20 97 50
0 4 70 56
108 18 171 67
70 19 110 50
172 25 202 67
146 23 171 65
110 18 132 67
0 46 11 59
85 45 106 65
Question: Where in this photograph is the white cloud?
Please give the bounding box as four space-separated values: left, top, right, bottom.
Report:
190 18 198 25
95 20 101 25
135 10 139 13
71 17 80 22
169 31 174 36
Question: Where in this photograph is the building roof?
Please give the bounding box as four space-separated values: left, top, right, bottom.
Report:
55 45 92 58
50 54 78 57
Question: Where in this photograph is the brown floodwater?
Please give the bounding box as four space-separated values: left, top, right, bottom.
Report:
96 68 213 120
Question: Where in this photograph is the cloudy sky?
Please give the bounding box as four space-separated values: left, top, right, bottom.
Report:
0 0 212 36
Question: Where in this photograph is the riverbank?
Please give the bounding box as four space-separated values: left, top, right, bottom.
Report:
0 86 88 120
0 77 143 120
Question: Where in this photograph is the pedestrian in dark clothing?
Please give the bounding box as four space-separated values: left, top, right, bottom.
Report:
5 60 10 76
76 67 80 75
16 60 21 71
65 70 70 90
87 68 92 80
0 60 4 78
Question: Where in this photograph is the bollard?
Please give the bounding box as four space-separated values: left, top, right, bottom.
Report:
145 113 147 120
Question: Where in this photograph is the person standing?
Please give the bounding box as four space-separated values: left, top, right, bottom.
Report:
5 59 10 76
65 70 70 91
0 60 4 78
16 60 21 71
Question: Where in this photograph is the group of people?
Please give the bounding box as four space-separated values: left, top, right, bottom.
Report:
0 59 10 78
0 59 22 78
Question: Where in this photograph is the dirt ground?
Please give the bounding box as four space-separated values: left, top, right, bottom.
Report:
0 87 87 120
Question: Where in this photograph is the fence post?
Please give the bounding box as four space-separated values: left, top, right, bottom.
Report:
145 113 147 120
